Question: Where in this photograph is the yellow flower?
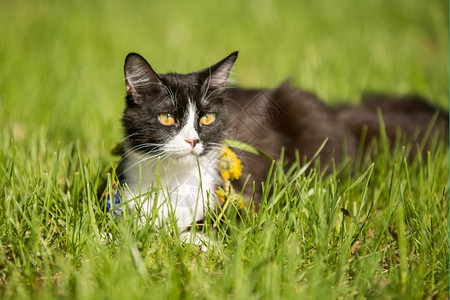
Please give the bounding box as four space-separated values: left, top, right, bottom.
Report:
216 188 226 203
218 146 242 181
237 199 244 210
215 146 246 211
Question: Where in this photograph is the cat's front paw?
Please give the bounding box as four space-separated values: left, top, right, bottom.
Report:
179 231 217 252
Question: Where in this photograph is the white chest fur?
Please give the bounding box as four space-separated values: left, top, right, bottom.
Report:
123 150 221 231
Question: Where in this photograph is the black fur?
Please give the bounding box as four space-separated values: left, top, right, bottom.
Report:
113 51 448 208
225 83 448 205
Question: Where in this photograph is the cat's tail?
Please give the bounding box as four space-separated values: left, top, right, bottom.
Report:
334 93 449 156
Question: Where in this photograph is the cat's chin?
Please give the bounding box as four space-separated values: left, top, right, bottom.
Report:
165 149 218 168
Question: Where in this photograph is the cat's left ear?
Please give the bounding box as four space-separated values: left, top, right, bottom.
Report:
201 51 238 91
124 53 162 98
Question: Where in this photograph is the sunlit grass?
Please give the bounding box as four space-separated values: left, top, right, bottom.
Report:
0 0 448 299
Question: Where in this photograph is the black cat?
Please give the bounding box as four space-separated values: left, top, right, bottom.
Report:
114 52 237 244
110 51 448 239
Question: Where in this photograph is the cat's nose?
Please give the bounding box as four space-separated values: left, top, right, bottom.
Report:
185 139 199 149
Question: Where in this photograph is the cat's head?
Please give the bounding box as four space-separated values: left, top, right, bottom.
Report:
122 51 238 164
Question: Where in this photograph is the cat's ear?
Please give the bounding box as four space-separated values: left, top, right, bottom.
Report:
201 51 238 91
124 53 162 97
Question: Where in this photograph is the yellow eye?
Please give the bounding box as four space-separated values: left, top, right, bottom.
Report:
158 113 176 126
200 113 215 126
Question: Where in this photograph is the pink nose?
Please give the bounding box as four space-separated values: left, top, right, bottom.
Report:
185 139 199 149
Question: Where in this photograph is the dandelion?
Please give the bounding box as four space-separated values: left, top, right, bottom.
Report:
216 146 245 210
216 187 227 203
218 146 242 181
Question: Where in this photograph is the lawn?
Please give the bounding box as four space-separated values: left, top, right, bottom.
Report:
0 0 448 299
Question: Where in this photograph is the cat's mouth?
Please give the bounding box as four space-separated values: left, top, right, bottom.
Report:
163 141 206 159
176 148 204 158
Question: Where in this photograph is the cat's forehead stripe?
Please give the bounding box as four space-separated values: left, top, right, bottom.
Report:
179 100 199 141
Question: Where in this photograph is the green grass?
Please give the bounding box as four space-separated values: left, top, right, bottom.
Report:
0 0 448 298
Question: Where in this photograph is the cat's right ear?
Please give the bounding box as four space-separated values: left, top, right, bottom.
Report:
201 51 239 91
124 53 162 98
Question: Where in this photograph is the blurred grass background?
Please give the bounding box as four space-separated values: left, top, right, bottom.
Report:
0 0 448 299
0 0 448 155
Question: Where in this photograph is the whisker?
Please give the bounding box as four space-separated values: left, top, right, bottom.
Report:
208 142 254 161
124 151 171 172
121 145 163 161
123 142 166 153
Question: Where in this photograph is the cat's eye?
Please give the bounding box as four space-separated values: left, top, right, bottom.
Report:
200 113 215 126
158 113 176 126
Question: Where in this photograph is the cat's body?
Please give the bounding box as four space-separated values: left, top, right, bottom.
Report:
113 51 448 235
225 84 449 202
